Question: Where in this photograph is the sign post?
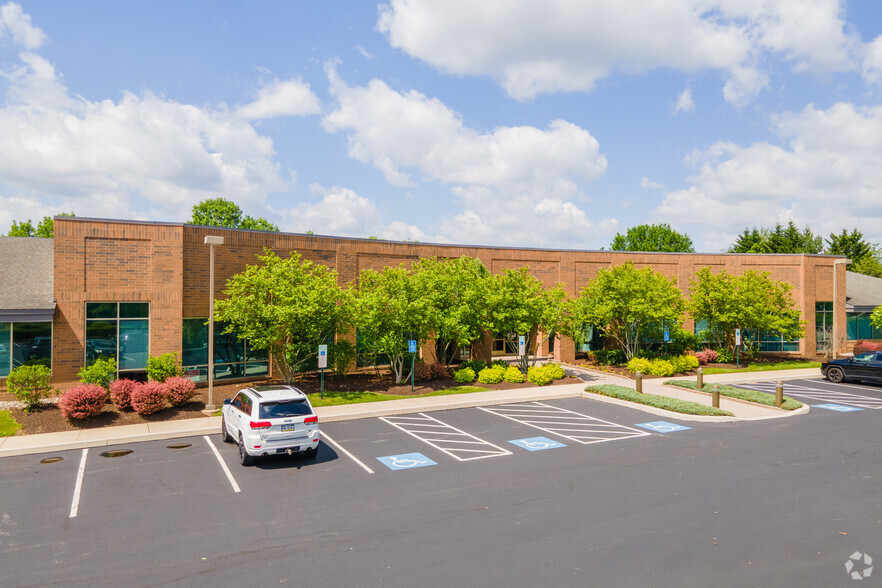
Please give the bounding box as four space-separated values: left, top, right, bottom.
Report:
663 329 670 356
318 344 328 399
408 340 417 394
734 328 741 368
518 335 527 374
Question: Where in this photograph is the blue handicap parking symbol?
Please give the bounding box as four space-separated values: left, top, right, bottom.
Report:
813 404 864 412
508 436 567 451
376 452 437 471
635 421 691 433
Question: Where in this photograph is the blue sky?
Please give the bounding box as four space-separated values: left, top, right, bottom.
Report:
2 1 882 252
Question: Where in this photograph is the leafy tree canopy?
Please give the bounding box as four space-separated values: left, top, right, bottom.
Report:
5 213 74 238
825 229 882 277
688 267 803 349
213 249 349 384
189 197 279 232
573 262 683 360
729 221 823 254
871 306 882 331
610 223 694 253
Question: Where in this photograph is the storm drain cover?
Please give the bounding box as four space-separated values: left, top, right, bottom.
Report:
167 443 192 450
39 457 63 464
100 449 133 458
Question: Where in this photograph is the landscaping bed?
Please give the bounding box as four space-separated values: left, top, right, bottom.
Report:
665 380 804 410
5 370 583 436
585 384 733 417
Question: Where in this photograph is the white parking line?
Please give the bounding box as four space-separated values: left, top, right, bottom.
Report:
381 413 513 462
321 432 375 474
68 448 88 518
738 382 882 409
480 402 650 445
203 436 242 492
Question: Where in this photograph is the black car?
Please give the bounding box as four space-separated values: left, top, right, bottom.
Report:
821 352 882 384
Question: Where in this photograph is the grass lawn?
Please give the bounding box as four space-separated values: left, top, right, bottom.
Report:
0 409 21 436
700 360 820 375
585 385 733 417
666 380 804 410
308 386 489 407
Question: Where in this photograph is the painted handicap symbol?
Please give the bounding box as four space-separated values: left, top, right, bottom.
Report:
635 421 691 433
508 436 567 451
813 403 863 412
376 452 437 471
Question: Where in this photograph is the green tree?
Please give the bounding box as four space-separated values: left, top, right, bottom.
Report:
688 268 803 349
350 265 435 383
213 249 349 384
484 268 572 371
573 262 684 360
610 223 694 252
5 212 75 238
189 197 279 231
825 229 882 277
871 306 882 331
850 244 882 278
729 221 822 254
412 256 491 365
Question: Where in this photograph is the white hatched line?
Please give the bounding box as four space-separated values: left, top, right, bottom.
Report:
479 402 649 445
738 383 882 409
422 438 489 445
380 413 512 462
69 448 88 518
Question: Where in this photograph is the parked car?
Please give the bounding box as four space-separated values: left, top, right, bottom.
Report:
221 385 320 466
821 352 882 384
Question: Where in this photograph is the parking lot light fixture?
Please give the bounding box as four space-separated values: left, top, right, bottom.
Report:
204 235 224 411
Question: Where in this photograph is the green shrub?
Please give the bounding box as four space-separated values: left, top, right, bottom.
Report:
713 347 733 363
627 357 681 377
593 349 626 365
503 366 525 383
586 385 733 416
649 360 675 377
490 359 509 369
478 367 504 384
330 340 357 376
627 357 653 374
146 352 182 382
666 380 804 410
78 357 117 389
6 365 54 412
527 366 553 386
669 354 700 373
459 360 486 373
542 362 566 380
453 367 476 383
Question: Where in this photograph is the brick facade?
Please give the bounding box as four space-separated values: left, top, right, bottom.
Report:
33 217 847 388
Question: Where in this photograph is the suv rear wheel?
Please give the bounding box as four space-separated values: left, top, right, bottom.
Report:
826 366 845 383
238 435 254 466
303 447 318 459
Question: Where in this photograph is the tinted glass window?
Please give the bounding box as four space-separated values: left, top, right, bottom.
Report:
259 400 311 419
120 302 149 318
86 302 117 319
0 322 10 377
232 393 244 410
854 353 874 363
119 320 148 370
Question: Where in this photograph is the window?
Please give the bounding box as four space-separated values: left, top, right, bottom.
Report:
85 302 149 374
0 321 52 377
181 318 268 382
492 333 518 355
259 399 311 419
816 301 833 352
847 312 881 341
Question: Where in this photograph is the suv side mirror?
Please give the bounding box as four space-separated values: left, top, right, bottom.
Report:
223 398 232 405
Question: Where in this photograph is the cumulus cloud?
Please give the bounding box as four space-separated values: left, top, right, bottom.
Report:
654 101 882 250
377 0 862 104
236 78 321 120
0 3 297 222
674 89 694 114
322 66 616 247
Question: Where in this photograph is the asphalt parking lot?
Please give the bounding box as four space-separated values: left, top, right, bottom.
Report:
3 389 882 587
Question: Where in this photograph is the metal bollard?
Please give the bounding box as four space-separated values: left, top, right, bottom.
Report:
636 371 643 394
775 381 784 408
696 367 703 390
712 384 720 409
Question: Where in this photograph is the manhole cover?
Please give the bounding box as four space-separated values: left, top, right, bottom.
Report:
100 449 133 458
40 456 63 464
167 443 192 450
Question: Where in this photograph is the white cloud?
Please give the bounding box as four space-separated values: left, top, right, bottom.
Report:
377 0 862 104
236 78 321 120
640 177 664 190
674 89 694 114
655 101 882 250
0 2 45 50
354 45 374 59
321 66 616 247
0 5 295 222
861 35 882 85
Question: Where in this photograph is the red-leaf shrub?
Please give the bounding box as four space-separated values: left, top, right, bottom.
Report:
58 383 107 420
702 348 719 363
109 378 138 411
692 350 708 365
165 376 197 407
131 381 168 415
854 340 882 353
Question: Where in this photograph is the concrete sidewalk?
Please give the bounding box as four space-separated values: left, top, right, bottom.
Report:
0 366 818 458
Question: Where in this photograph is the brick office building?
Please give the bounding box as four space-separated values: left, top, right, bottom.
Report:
0 217 855 391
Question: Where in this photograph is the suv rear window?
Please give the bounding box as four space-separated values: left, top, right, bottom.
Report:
259 399 312 419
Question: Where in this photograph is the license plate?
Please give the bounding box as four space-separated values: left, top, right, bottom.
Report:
281 424 297 432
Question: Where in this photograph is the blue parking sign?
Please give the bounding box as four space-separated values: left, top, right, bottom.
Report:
408 340 417 353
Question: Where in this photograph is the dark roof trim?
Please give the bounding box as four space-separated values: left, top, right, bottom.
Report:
0 308 55 322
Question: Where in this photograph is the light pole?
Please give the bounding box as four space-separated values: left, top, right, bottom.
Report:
204 235 224 411
832 258 849 359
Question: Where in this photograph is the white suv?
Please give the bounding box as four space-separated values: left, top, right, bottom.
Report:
221 385 320 466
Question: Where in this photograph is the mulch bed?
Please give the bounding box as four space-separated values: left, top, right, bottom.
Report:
7 370 583 436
